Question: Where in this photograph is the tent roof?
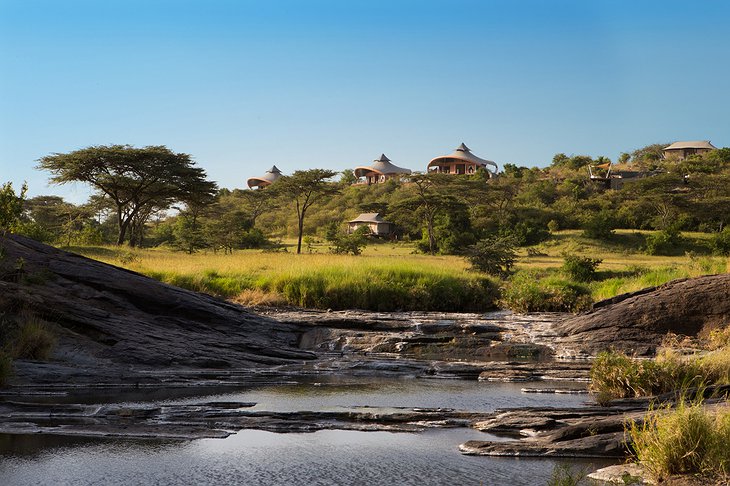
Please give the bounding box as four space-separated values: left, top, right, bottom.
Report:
354 154 412 177
247 165 282 188
664 141 717 150
348 212 392 223
428 143 498 173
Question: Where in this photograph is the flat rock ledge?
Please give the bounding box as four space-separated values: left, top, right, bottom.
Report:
587 464 654 485
0 399 490 440
460 405 649 458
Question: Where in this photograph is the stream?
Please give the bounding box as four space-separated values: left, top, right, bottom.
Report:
0 376 615 485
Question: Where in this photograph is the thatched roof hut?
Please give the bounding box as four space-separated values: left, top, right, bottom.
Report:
354 154 411 185
348 213 394 236
428 143 498 177
663 141 717 160
247 165 282 189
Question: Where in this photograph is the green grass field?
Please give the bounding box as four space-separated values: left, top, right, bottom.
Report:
68 230 728 312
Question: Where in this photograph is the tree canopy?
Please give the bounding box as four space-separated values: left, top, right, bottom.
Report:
37 145 217 245
274 169 340 254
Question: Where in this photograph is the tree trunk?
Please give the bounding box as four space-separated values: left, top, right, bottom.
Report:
297 216 304 254
426 210 436 255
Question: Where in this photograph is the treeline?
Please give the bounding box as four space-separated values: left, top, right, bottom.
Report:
8 143 730 255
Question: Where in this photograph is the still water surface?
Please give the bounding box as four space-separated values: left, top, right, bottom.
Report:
0 377 613 485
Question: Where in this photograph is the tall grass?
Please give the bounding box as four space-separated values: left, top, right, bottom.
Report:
69 237 728 312
628 400 730 481
11 314 56 360
148 264 498 311
590 348 730 403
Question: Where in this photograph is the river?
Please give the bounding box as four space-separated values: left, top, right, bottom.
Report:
0 376 614 485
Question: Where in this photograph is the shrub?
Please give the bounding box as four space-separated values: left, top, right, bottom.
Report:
561 253 602 282
501 273 592 313
465 236 517 277
645 228 683 256
581 211 616 240
709 227 730 256
327 226 369 256
547 219 560 232
628 400 730 481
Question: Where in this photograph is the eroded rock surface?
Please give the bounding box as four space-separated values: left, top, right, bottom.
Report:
555 274 730 356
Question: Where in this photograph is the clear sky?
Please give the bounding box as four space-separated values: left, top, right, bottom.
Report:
1 0 728 203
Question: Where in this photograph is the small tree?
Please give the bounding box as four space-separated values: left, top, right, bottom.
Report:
327 224 369 255
465 236 517 277
561 253 602 282
582 211 616 240
275 169 340 254
0 181 27 236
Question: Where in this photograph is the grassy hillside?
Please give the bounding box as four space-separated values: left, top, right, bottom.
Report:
69 230 728 312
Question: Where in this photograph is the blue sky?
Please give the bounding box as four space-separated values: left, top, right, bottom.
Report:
1 0 728 203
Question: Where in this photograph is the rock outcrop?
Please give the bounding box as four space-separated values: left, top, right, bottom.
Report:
555 274 730 356
0 235 315 385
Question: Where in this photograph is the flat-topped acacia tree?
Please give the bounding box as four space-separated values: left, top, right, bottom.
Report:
274 169 339 254
38 145 217 246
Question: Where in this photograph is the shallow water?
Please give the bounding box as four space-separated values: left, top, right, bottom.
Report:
0 376 613 485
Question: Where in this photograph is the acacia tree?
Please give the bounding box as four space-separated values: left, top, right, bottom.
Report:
274 169 339 254
394 173 456 254
38 145 217 245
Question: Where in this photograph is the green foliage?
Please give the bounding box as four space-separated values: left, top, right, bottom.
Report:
709 227 730 256
589 351 665 400
274 169 341 254
547 219 560 232
465 235 517 277
501 272 592 312
0 181 27 235
589 348 730 402
149 265 498 312
327 225 369 256
581 211 616 240
37 145 217 245
644 227 683 255
628 400 730 481
561 253 602 282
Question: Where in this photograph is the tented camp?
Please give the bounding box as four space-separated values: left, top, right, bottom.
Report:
663 141 717 160
348 213 394 237
354 154 412 185
428 143 498 177
247 166 282 189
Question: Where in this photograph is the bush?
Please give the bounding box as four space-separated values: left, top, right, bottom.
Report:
327 226 368 255
500 272 592 313
709 227 730 256
465 236 517 277
547 219 560 232
628 400 730 481
645 228 683 255
561 253 602 282
581 211 616 240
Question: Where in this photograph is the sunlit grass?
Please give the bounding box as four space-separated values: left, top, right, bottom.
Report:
67 230 728 311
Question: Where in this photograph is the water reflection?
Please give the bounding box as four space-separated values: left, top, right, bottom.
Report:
0 377 606 485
